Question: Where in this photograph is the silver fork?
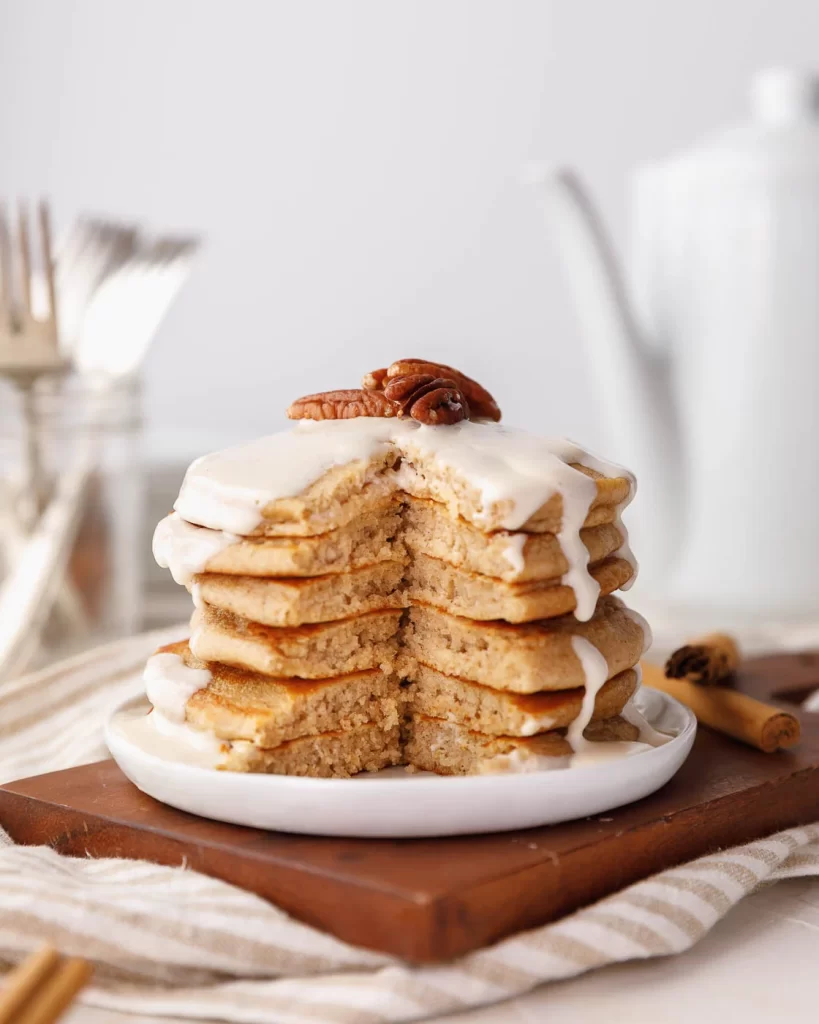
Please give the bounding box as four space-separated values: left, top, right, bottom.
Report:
0 225 200 679
0 201 66 526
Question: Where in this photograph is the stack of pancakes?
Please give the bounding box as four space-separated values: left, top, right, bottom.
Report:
148 419 649 776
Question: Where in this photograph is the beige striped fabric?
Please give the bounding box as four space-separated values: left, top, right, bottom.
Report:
0 630 817 1023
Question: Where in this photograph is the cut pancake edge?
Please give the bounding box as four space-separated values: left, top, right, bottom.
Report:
145 641 643 758
160 491 627 583
188 553 636 629
175 422 635 540
186 594 648 692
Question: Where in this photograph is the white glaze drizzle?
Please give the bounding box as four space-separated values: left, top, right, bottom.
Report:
114 707 227 769
569 739 653 767
167 418 635 624
518 713 556 737
174 418 406 534
143 652 212 724
476 749 570 774
567 645 668 767
567 636 611 757
620 667 672 746
153 513 238 586
150 708 227 759
620 700 673 747
502 534 527 576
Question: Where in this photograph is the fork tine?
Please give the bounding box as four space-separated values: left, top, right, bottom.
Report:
38 201 58 338
0 202 11 319
17 200 32 318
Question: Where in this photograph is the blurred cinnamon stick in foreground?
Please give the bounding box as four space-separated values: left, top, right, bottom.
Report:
642 660 800 753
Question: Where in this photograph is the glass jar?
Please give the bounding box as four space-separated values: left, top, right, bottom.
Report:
0 372 144 673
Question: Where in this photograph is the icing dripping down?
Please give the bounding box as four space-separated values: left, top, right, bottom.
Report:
153 513 238 586
174 419 405 534
143 652 212 724
502 534 527 576
620 700 673 747
621 667 673 746
557 465 600 622
567 636 611 756
567 637 659 766
476 749 570 774
518 713 557 737
150 708 227 759
168 418 636 625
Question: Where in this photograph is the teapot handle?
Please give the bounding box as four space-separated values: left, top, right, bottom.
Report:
630 164 671 361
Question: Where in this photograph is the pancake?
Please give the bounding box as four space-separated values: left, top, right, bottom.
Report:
222 723 402 776
404 714 640 776
189 596 645 692
173 420 634 538
153 413 646 778
193 560 407 627
405 662 638 735
406 552 635 623
403 596 648 692
161 495 623 588
157 498 403 580
189 595 646 692
399 441 632 534
401 499 624 582
190 605 402 678
155 640 400 748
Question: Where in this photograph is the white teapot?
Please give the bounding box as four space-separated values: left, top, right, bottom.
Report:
533 68 819 622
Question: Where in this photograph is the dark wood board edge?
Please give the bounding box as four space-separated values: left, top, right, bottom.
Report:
3 760 819 962
0 785 439 961
432 761 819 958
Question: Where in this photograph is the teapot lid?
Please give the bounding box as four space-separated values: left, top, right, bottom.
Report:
666 68 819 179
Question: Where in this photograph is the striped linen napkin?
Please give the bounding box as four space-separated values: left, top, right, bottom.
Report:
0 629 817 1024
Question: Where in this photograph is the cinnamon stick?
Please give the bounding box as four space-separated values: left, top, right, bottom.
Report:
664 632 740 685
641 660 800 753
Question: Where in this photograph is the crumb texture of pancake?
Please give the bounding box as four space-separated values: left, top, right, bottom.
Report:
398 443 631 533
222 723 403 776
190 605 401 678
405 552 635 623
187 498 403 577
179 651 400 750
404 663 638 736
193 560 407 627
404 714 640 775
403 597 646 692
401 500 624 582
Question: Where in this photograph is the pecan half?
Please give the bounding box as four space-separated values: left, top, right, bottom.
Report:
385 358 501 421
410 385 469 425
362 367 388 390
287 388 399 420
384 373 470 422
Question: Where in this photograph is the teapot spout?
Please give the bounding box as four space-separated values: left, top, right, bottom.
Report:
528 166 681 582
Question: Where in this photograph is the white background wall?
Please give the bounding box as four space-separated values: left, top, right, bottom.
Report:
1 0 818 462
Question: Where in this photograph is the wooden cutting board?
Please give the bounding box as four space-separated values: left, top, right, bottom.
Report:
0 652 818 963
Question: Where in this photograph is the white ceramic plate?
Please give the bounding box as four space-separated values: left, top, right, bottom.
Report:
105 688 696 838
